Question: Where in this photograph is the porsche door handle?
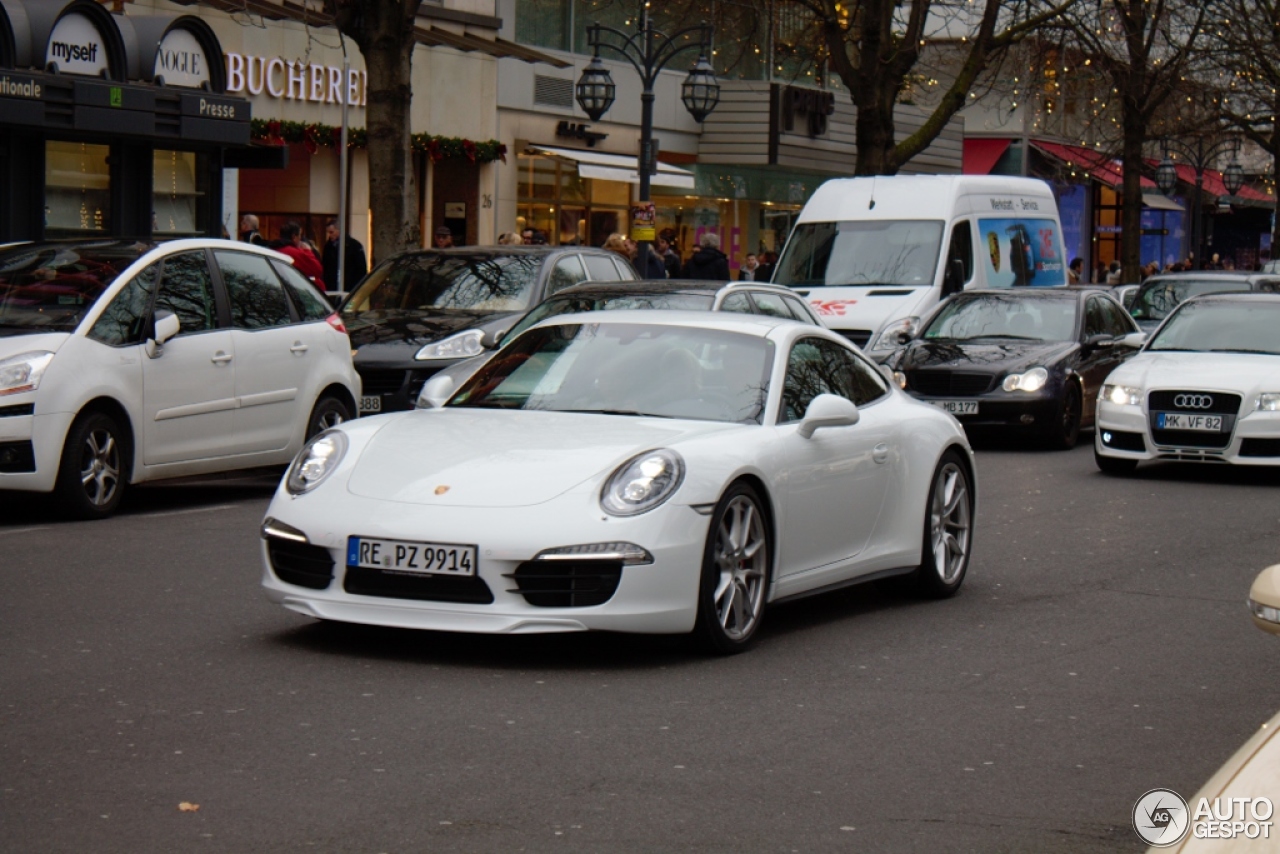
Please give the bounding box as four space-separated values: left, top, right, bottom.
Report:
872 443 890 464
210 351 233 364
289 342 309 353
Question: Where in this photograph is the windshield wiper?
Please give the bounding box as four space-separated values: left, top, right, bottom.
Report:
553 408 675 418
955 335 1042 342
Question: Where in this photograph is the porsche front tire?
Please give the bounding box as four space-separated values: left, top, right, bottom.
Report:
911 450 973 598
692 482 772 655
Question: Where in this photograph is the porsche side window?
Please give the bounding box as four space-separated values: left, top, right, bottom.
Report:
154 251 216 335
782 337 887 422
87 262 160 346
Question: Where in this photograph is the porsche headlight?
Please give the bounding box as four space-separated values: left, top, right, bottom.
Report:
870 316 919 351
1101 384 1143 406
0 351 55 396
1002 366 1048 393
1256 393 1280 412
286 430 348 495
415 330 485 361
600 449 684 516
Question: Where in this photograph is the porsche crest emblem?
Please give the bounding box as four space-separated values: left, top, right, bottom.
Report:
434 485 450 495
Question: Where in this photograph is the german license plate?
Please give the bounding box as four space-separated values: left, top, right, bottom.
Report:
346 537 476 576
929 400 979 415
1156 412 1223 432
358 395 382 414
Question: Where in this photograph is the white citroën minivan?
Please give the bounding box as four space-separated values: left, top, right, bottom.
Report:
772 175 1068 362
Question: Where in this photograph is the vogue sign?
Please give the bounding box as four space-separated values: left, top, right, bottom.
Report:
224 53 366 107
155 29 210 89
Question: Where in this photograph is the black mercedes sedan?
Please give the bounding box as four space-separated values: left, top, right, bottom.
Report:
886 288 1144 449
340 246 637 413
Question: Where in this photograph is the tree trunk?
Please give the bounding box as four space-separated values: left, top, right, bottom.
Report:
363 27 417 263
1119 100 1146 282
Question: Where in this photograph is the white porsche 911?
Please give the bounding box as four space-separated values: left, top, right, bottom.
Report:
260 312 976 653
1096 293 1280 474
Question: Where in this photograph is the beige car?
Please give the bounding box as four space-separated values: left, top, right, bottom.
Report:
1148 566 1280 851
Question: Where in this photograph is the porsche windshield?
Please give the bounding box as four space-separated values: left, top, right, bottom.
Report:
504 292 715 341
773 220 944 288
1147 299 1280 355
0 241 152 333
450 322 773 423
343 253 542 314
1130 278 1250 322
923 294 1078 342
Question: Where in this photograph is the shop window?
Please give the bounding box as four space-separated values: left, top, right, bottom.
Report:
45 141 110 235
153 150 206 236
522 156 558 201
516 0 572 51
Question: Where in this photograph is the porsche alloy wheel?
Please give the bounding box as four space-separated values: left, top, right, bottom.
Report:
694 483 771 654
913 450 972 598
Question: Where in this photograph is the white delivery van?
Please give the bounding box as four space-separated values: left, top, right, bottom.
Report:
772 175 1068 361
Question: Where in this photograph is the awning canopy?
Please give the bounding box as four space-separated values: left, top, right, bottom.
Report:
1032 140 1155 190
962 138 1011 175
526 145 697 190
1141 192 1184 212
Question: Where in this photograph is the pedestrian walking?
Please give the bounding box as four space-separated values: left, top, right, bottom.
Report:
682 232 731 281
277 221 325 287
322 219 368 292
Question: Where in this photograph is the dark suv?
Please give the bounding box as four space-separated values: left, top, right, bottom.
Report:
341 246 637 413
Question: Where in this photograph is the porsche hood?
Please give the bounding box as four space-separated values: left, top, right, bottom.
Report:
344 409 738 507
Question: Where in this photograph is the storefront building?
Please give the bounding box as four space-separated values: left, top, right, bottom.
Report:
495 0 962 274
0 0 249 242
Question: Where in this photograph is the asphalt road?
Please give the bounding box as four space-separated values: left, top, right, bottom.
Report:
2 443 1278 853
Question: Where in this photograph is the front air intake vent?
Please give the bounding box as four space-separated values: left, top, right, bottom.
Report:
534 75 575 108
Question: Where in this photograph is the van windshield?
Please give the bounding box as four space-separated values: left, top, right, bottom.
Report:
774 220 944 288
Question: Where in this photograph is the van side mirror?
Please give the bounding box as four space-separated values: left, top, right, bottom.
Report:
146 310 181 358
797 393 860 438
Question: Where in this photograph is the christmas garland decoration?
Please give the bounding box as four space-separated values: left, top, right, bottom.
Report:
250 118 507 164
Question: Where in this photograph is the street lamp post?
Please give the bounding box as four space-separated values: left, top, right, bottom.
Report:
1156 136 1246 269
575 3 719 264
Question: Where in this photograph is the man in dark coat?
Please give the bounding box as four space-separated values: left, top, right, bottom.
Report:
322 219 368 292
682 232 731 281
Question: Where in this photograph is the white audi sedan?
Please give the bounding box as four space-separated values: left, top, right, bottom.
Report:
1096 293 1280 474
260 312 976 653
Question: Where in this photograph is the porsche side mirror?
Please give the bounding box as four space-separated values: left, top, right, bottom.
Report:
418 374 455 409
798 393 860 438
146 309 181 358
1249 565 1280 636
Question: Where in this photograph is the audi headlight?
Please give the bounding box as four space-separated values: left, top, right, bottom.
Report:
415 330 485 361
1256 393 1280 412
870 316 920 351
0 351 55 396
1101 384 1143 406
286 430 348 495
1002 366 1049 393
600 449 684 516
